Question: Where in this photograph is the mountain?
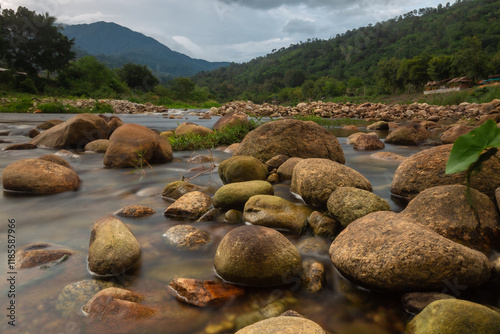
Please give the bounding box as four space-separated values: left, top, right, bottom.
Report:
192 0 500 102
61 21 229 79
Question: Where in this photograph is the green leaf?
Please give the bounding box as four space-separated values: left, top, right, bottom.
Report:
446 120 500 174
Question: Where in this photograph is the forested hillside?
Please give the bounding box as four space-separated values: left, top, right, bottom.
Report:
193 0 500 103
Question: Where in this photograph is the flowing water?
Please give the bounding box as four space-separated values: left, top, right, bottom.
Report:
0 113 454 333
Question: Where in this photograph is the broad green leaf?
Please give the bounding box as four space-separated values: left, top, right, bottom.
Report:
446 120 500 174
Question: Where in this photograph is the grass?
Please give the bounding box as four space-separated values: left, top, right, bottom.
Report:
168 122 257 151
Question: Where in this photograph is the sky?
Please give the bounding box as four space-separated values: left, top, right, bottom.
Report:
0 0 449 63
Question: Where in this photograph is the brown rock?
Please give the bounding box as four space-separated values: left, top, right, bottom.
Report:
103 123 172 168
385 124 428 145
2 143 37 150
218 155 268 184
28 128 40 138
163 191 212 220
353 133 385 150
2 158 80 194
235 119 345 163
84 139 109 153
402 292 456 314
114 204 156 217
16 243 73 269
235 316 326 334
36 119 64 130
163 225 211 251
301 259 325 293
440 125 471 144
169 278 244 307
213 112 250 131
161 181 208 200
37 154 73 169
265 154 289 171
402 185 500 253
370 152 406 162
277 157 303 181
175 122 214 136
391 144 500 201
307 211 339 239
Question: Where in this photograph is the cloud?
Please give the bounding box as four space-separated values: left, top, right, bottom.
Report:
172 36 205 58
282 18 317 35
56 12 115 25
217 0 371 10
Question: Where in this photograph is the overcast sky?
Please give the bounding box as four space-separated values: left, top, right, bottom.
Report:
1 0 448 63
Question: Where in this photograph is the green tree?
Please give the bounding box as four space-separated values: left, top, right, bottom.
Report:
427 54 453 81
451 36 494 81
376 57 403 94
117 63 159 91
1 6 75 77
170 77 195 100
397 55 430 92
283 68 307 87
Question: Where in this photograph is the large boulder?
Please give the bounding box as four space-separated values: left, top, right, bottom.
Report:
406 299 500 334
243 195 312 234
88 215 141 276
329 211 491 291
213 180 274 210
402 185 500 253
385 124 428 145
291 158 372 207
213 112 250 131
235 119 345 163
175 122 214 136
103 123 172 168
391 144 500 201
2 158 80 194
327 187 391 227
214 225 302 287
218 156 268 184
236 316 326 334
30 113 110 149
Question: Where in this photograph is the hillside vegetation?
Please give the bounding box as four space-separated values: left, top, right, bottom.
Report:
193 0 500 103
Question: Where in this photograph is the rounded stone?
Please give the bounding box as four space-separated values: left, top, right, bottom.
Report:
291 158 372 207
391 144 500 201
213 180 274 210
175 122 214 136
277 157 303 181
218 155 268 184
367 121 389 130
85 139 109 153
214 225 302 287
114 204 156 218
212 112 250 131
88 215 141 276
243 195 311 234
385 124 428 145
307 211 339 239
2 158 80 194
234 119 345 163
406 299 500 334
402 185 500 253
235 316 326 334
161 181 208 200
440 124 471 144
327 187 391 227
353 133 385 150
329 211 491 291
163 191 213 220
16 243 74 269
163 225 211 251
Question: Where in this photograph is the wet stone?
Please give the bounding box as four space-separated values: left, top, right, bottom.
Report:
169 278 245 307
164 191 213 220
402 292 456 314
164 225 211 251
2 143 37 150
301 258 325 293
114 204 156 217
16 243 74 269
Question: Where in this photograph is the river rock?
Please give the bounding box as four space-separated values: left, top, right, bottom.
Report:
103 123 173 168
218 155 268 184
367 121 389 130
329 211 491 291
212 112 250 131
277 157 303 181
235 316 326 334
2 143 37 150
402 185 500 253
301 258 325 293
402 292 456 314
56 279 116 318
16 243 73 269
265 154 289 171
213 180 274 210
327 187 391 227
291 158 372 207
175 122 214 136
83 287 156 320
37 154 73 169
85 139 109 153
29 113 110 149
161 181 208 200
353 133 385 150
391 144 500 201
2 158 80 194
296 237 330 259
36 119 64 130
385 124 428 145
114 204 156 218
163 225 211 251
163 191 212 220
307 211 339 239
243 195 312 234
406 299 500 334
168 278 245 307
214 225 303 287
234 119 345 163
370 152 406 162
440 124 471 144
100 115 124 135
88 215 141 276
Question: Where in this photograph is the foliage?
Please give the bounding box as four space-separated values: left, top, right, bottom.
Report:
0 6 75 77
117 63 159 91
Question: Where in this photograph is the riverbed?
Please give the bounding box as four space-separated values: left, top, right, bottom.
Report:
0 112 437 333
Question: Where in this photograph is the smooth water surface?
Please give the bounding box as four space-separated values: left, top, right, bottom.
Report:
0 113 431 334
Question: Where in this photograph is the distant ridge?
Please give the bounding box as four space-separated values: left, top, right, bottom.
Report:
61 21 229 79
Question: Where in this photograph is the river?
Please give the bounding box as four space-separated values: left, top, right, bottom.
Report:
0 112 435 334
